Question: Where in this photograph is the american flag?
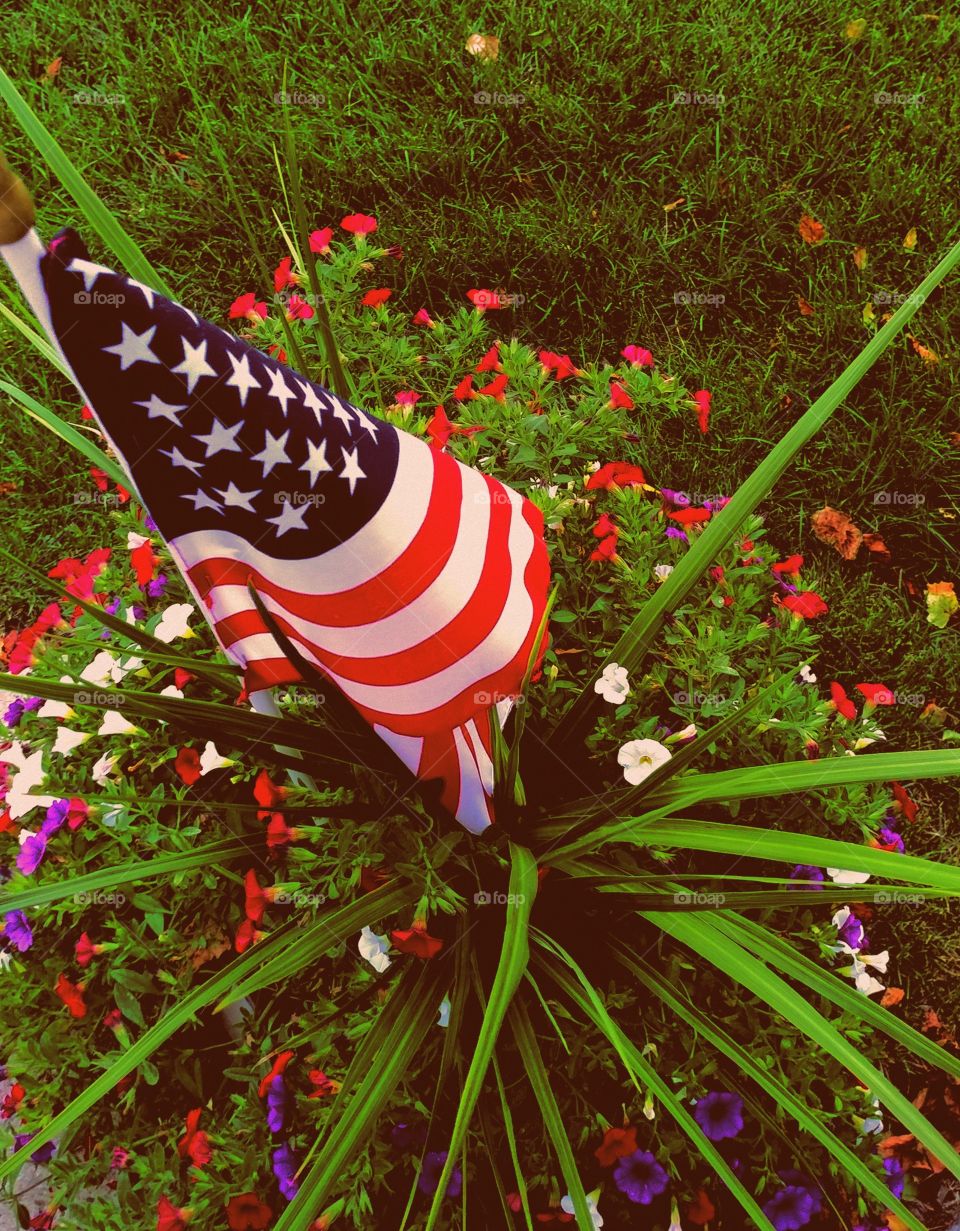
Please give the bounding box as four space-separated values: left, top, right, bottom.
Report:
3 226 550 833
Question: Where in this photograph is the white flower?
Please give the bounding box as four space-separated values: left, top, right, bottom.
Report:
160 685 184 699
798 664 817 684
5 749 53 819
437 997 451 1028
154 603 196 644
127 531 149 549
561 1192 603 1228
0 951 11 972
595 663 630 705
92 752 119 784
854 971 886 996
827 868 871 885
669 723 697 744
618 738 671 786
853 735 884 750
358 926 391 973
860 1115 884 1135
81 651 126 686
37 698 73 720
98 711 139 737
200 740 235 776
669 1198 683 1231
53 728 91 757
653 564 674 582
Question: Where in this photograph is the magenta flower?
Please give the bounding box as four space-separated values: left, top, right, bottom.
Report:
266 1072 288 1133
4 910 33 951
16 834 48 876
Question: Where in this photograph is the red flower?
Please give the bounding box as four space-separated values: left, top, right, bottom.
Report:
452 374 475 401
130 540 157 588
266 344 286 364
286 294 315 322
539 350 582 379
856 682 896 706
103 1008 122 1029
254 769 287 811
307 1069 340 1097
621 344 653 368
476 344 501 372
174 747 202 786
309 227 334 254
0 1082 25 1119
67 797 89 831
234 919 262 954
590 534 620 563
157 1195 191 1231
259 1050 295 1097
781 591 829 619
75 932 101 968
273 256 299 292
412 308 434 328
466 288 503 310
891 781 919 824
608 379 634 410
830 682 857 720
341 213 377 236
178 1108 213 1167
228 293 267 323
668 506 712 525
390 925 444 959
359 865 392 892
692 388 712 433
426 406 455 450
594 1124 638 1166
226 1193 273 1231
475 372 509 401
244 869 271 923
771 554 804 577
174 669 195 690
592 513 618 539
586 461 646 491
266 813 296 848
55 973 86 1018
361 288 392 308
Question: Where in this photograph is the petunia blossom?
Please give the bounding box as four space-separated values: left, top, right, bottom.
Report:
617 739 671 786
358 926 392 972
154 604 195 643
613 1150 669 1205
594 1125 638 1166
621 344 653 368
594 663 630 705
341 213 377 236
391 924 444 959
226 1193 272 1231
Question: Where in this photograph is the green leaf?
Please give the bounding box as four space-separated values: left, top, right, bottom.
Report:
424 843 538 1229
509 997 595 1231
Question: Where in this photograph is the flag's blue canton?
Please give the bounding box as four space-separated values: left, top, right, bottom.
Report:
41 228 400 559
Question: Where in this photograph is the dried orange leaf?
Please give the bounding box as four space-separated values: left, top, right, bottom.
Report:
799 214 826 244
465 33 500 59
878 1132 915 1152
903 226 918 250
853 245 868 270
663 197 685 213
863 532 890 561
881 986 905 1007
44 56 62 79
908 334 939 365
797 294 815 317
811 505 863 560
885 1215 909 1231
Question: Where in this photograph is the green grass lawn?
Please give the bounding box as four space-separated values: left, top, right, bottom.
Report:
1 0 958 1019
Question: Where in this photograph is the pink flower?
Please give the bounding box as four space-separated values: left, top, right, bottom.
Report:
621 344 653 368
228 293 267 323
466 288 502 311
692 389 712 433
309 227 334 254
341 213 377 236
412 308 435 328
285 294 315 321
273 256 298 292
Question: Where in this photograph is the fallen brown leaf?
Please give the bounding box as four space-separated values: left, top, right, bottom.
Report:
0 482 17 496
853 245 868 270
908 334 939 365
879 1132 915 1152
863 531 890 561
885 1214 909 1231
811 505 863 560
44 56 62 79
881 986 905 1007
797 294 815 317
465 32 499 59
799 213 826 245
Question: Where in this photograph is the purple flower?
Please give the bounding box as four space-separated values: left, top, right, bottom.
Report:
694 1091 744 1141
267 1072 287 1133
777 1172 822 1214
4 910 33 952
2 698 42 729
391 1121 428 1152
13 1132 56 1163
884 1157 905 1200
147 574 168 599
837 912 867 951
762 1185 816 1230
40 799 70 839
877 826 905 853
271 1142 299 1201
16 834 48 876
660 488 690 507
144 514 157 531
613 1149 669 1205
789 865 824 889
665 527 688 543
418 1151 462 1199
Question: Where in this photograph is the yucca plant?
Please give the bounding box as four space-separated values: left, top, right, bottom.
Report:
1 67 959 1231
